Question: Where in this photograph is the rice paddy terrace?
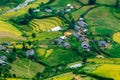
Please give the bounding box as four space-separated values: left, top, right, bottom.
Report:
0 0 120 80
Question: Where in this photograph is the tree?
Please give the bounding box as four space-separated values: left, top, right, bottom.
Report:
32 33 36 38
115 0 120 8
12 46 16 52
88 0 96 5
22 42 26 51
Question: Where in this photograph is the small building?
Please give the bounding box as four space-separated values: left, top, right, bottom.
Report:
81 41 89 49
98 40 107 47
64 31 72 36
44 7 52 12
0 45 6 51
77 21 87 27
79 18 84 21
33 9 40 12
60 36 67 40
54 38 63 44
74 25 81 31
66 4 74 9
26 49 35 57
73 32 81 39
69 63 82 68
51 26 62 31
63 42 71 48
0 56 7 61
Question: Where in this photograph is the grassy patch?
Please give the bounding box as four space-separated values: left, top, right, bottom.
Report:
85 7 120 36
72 5 96 20
42 48 81 66
10 58 45 78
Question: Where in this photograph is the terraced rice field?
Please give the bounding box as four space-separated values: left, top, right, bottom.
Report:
113 32 120 44
0 21 24 41
46 72 74 80
30 17 62 32
90 64 120 80
0 0 49 20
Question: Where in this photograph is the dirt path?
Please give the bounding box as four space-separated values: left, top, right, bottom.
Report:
27 60 32 77
1 0 35 14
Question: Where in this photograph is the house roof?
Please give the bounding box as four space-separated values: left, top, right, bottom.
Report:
74 25 81 31
81 41 89 49
0 46 6 50
73 32 80 38
51 26 62 31
64 31 72 36
0 56 7 61
26 49 34 57
98 40 107 47
55 38 63 44
63 42 70 48
77 21 87 27
60 36 67 40
79 18 84 21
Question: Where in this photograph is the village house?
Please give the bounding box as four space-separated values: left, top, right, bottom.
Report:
64 31 72 36
98 40 107 47
62 42 71 48
60 36 67 40
44 7 52 12
0 55 7 61
0 45 7 51
26 49 35 57
77 18 87 27
51 26 62 31
74 24 81 31
69 63 82 68
33 9 40 12
54 38 63 44
81 41 89 49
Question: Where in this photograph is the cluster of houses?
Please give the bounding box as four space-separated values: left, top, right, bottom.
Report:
73 17 90 51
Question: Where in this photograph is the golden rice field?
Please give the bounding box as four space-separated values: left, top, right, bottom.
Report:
0 21 24 41
91 64 120 80
30 17 62 32
88 58 120 64
113 32 120 44
46 72 74 80
36 48 53 58
0 0 49 20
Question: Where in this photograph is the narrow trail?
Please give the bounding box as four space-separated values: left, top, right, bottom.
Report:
27 60 32 77
1 0 35 15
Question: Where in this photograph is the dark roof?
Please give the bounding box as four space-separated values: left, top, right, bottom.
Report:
73 32 81 38
55 38 63 44
81 41 89 49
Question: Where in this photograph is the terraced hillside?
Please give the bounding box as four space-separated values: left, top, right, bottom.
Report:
0 21 24 41
0 0 49 20
30 17 62 32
